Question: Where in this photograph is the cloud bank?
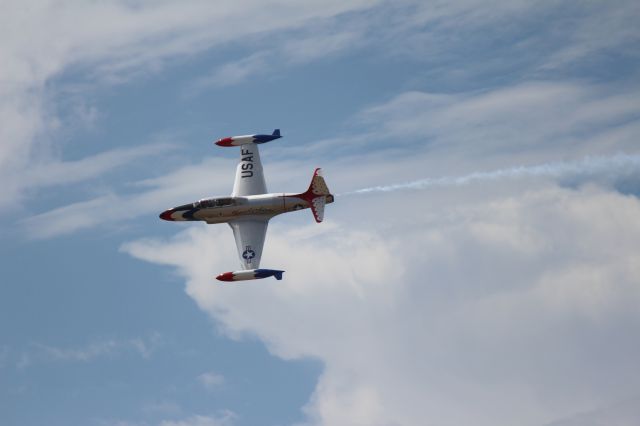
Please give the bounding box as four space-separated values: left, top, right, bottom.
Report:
123 183 640 426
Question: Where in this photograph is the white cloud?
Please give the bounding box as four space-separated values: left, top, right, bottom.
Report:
124 184 640 426
2 0 639 214
546 397 640 426
192 53 269 89
280 80 640 194
385 0 640 78
21 155 236 238
99 406 233 426
142 401 183 417
37 340 120 362
196 0 640 90
22 77 640 239
356 82 640 157
197 371 225 390
192 23 366 89
540 1 640 70
22 333 162 365
159 412 235 426
0 0 376 210
95 421 149 426
1 1 374 83
24 143 175 190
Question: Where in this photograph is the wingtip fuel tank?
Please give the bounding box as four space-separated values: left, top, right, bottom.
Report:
216 269 285 282
215 129 282 147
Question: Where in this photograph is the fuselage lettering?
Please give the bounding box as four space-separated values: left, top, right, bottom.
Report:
241 149 254 178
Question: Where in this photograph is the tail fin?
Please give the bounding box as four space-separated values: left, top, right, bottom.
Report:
272 129 280 137
301 168 333 223
307 168 330 197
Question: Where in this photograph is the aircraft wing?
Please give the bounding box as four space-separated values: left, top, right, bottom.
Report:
228 219 269 270
231 142 267 196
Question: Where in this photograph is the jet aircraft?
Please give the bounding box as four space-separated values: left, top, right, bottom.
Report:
159 129 334 282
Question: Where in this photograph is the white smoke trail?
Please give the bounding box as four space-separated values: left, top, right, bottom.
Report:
340 153 640 196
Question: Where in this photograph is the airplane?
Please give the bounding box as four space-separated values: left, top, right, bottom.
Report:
159 129 334 282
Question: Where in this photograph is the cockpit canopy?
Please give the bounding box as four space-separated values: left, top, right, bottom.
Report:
194 197 236 208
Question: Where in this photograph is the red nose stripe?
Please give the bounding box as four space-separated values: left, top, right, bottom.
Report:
160 210 175 221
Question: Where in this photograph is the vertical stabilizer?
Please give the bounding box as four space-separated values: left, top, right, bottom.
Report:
307 168 330 196
296 168 333 223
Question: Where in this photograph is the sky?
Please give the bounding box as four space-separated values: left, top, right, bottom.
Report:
2 1 640 425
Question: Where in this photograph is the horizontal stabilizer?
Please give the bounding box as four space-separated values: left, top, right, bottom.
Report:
311 196 325 223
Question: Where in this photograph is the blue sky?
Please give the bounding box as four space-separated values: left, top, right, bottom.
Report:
2 1 640 425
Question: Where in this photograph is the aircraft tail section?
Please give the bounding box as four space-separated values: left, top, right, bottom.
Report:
272 129 280 137
297 168 334 223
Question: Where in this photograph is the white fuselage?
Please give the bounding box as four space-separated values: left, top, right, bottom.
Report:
161 193 316 224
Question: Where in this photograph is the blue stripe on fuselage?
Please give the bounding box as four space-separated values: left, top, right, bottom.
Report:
182 208 200 220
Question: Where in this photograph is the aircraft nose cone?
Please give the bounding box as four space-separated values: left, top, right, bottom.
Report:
159 209 175 221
